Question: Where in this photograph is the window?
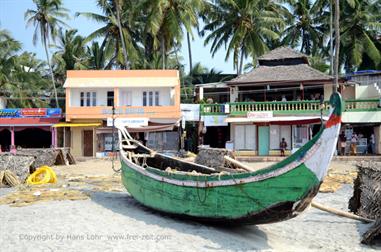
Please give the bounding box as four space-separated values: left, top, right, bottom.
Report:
155 91 159 106
80 92 84 106
86 92 91 106
143 92 147 106
80 91 97 107
148 91 153 106
92 92 96 106
143 91 160 106
107 91 114 106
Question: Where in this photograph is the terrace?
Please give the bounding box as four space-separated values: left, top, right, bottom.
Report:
200 99 381 116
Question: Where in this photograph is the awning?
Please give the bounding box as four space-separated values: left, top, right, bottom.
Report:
226 116 328 125
0 118 60 127
96 123 176 134
53 123 101 128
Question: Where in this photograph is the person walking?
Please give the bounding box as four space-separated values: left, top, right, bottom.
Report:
280 138 287 157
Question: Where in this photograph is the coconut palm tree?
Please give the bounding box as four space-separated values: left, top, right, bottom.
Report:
77 0 139 69
282 0 327 55
339 0 381 72
141 0 203 69
25 0 69 108
85 41 114 70
203 0 287 75
0 29 21 90
53 29 87 71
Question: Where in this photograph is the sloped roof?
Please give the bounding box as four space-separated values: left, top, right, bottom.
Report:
226 64 333 85
258 47 308 61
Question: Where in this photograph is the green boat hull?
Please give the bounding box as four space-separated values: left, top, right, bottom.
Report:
118 92 343 224
121 161 320 224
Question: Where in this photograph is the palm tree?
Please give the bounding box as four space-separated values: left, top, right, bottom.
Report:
25 0 69 108
141 0 203 69
77 0 139 69
339 0 381 72
333 0 340 92
282 0 327 55
113 0 129 68
85 41 114 70
203 0 286 75
0 29 21 90
53 29 87 71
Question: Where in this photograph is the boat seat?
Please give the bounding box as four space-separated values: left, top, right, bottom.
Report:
131 154 154 158
122 144 137 150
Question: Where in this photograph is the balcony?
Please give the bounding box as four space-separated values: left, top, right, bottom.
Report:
200 99 381 116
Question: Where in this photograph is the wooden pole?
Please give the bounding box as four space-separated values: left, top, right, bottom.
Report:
311 201 374 223
224 155 251 171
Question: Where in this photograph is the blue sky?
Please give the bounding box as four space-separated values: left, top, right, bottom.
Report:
0 0 246 74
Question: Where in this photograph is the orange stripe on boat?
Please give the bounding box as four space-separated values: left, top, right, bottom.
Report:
326 114 341 128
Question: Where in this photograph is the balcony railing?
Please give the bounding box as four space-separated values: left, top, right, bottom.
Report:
200 99 381 116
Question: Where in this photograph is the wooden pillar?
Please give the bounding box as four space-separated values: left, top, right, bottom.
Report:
10 126 15 153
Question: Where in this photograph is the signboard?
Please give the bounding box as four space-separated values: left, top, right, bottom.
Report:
247 111 273 119
107 117 149 127
202 115 228 126
180 104 200 121
0 108 62 118
21 108 47 117
102 107 146 115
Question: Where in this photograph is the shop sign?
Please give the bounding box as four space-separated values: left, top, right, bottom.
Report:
181 104 200 121
102 107 145 115
107 117 149 127
0 108 61 118
247 111 273 119
21 108 47 117
203 115 228 126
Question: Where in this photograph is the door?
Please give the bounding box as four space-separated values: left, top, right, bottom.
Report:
258 126 270 155
234 125 256 150
234 125 245 149
83 130 93 156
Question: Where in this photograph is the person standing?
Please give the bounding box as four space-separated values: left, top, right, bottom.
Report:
350 133 358 155
370 133 376 154
339 132 346 155
280 138 287 157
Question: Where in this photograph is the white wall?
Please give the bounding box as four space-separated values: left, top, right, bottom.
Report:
70 88 113 107
70 87 173 107
356 85 381 99
118 87 172 106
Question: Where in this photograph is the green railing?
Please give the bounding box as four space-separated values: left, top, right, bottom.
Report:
200 99 381 116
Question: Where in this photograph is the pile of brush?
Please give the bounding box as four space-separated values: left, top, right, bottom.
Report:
349 161 381 245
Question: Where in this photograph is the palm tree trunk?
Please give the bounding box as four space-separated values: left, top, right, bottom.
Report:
329 0 334 75
238 49 244 75
333 0 340 92
187 32 193 74
114 0 129 69
161 35 166 69
43 38 59 108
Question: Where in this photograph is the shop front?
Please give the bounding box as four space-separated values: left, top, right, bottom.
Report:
0 108 61 152
227 115 324 156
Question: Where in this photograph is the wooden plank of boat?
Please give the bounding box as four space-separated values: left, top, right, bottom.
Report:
117 93 343 225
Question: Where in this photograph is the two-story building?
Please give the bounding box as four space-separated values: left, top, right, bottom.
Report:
63 70 181 157
198 47 381 156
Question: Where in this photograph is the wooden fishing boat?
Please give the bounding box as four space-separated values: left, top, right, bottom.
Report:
117 92 343 225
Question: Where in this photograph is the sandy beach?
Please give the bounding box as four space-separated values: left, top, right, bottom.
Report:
0 159 380 252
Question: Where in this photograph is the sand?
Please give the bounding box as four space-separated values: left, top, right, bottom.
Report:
0 159 380 252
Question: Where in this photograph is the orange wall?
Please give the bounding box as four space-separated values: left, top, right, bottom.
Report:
65 70 181 122
66 106 180 121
